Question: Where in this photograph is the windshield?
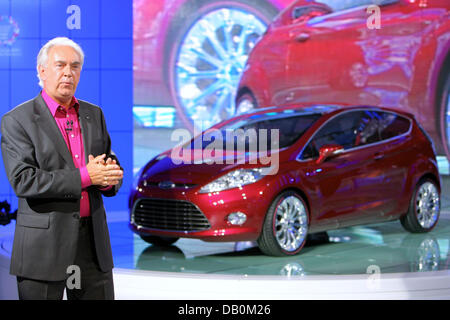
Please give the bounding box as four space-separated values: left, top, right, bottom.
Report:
190 113 321 152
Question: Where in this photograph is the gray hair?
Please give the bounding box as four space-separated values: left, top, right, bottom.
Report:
36 37 85 88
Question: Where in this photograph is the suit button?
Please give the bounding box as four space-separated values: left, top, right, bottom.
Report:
73 214 80 219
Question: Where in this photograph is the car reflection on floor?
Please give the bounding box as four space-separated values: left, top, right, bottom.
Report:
133 217 450 276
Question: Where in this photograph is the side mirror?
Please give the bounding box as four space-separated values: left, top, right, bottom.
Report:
316 144 344 164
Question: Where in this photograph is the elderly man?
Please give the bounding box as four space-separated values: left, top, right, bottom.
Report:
1 37 123 300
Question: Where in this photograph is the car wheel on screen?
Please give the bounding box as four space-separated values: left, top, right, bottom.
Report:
439 73 450 159
167 0 277 130
400 178 440 233
235 91 258 115
139 235 179 246
258 191 309 256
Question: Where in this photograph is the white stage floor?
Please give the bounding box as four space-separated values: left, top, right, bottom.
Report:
2 210 450 300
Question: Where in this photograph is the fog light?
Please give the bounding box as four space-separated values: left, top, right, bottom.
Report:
227 212 247 225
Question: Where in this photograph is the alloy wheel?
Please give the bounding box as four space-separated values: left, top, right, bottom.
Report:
415 182 440 229
173 7 267 129
274 196 309 253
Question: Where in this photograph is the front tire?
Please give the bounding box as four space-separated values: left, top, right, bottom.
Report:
400 178 440 233
258 191 309 256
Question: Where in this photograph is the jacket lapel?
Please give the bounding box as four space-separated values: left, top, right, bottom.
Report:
33 94 76 168
78 102 93 164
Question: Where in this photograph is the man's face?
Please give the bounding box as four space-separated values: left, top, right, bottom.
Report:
39 45 82 106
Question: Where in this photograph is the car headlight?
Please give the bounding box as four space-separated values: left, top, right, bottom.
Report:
199 168 269 193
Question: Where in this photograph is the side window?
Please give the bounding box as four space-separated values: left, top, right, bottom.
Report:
378 112 411 140
301 112 361 160
292 5 331 20
354 110 411 146
315 0 398 12
289 0 399 28
355 110 380 146
301 143 317 160
300 110 411 160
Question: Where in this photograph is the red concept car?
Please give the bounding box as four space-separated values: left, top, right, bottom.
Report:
133 0 293 129
236 0 450 158
129 105 441 256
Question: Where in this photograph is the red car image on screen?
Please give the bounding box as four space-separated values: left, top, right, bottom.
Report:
236 0 450 158
133 0 294 129
129 105 441 256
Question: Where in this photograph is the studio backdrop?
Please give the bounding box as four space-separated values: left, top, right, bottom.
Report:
0 0 133 212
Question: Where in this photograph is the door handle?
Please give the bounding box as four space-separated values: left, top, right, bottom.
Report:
289 29 310 43
294 32 310 43
374 152 384 160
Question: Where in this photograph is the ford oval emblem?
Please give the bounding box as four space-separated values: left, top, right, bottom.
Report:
158 181 175 189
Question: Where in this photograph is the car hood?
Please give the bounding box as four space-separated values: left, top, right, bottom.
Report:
141 149 281 186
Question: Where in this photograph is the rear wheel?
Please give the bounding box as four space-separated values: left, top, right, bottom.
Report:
258 191 309 256
400 178 440 233
139 235 179 246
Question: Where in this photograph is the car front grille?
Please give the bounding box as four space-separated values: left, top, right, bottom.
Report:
132 198 211 232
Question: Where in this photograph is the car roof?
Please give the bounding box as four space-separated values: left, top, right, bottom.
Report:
239 104 339 117
238 104 414 120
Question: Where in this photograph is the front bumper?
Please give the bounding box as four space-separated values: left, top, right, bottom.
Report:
129 182 274 242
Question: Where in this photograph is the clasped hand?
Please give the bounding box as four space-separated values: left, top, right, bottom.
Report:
86 154 123 187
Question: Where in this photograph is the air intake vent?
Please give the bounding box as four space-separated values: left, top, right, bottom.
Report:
132 198 211 232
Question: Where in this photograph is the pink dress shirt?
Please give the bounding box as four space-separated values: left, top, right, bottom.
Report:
42 90 92 217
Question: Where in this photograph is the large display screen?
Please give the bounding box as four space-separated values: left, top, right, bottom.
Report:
133 0 450 174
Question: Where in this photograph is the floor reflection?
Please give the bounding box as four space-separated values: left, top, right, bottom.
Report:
117 217 450 276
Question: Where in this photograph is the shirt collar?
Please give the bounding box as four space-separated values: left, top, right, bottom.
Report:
41 89 80 116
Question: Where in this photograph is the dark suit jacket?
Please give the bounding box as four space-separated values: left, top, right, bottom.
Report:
0 93 122 281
